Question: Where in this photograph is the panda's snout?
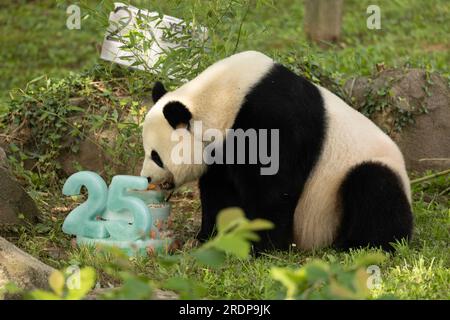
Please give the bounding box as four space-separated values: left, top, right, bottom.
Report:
143 176 174 191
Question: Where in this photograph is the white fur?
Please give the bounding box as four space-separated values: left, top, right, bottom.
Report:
293 85 411 250
141 51 274 186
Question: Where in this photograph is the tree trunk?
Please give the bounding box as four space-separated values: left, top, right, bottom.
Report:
304 0 344 44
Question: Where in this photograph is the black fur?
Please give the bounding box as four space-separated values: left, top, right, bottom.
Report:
198 164 242 240
334 162 413 251
152 81 167 103
198 64 327 251
151 150 164 168
163 101 192 129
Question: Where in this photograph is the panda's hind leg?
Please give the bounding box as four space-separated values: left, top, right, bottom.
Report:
334 162 413 251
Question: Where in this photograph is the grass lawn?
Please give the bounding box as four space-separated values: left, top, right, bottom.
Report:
7 176 449 299
0 0 101 111
0 0 449 299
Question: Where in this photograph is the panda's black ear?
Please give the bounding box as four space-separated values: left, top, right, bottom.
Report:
152 81 167 103
163 101 192 130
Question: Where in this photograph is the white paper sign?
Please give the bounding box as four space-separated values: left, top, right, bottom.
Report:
100 2 206 72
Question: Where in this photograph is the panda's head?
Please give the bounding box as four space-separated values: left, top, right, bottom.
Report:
140 81 206 189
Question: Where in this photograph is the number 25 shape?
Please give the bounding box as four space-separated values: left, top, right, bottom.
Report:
62 171 109 239
62 172 152 241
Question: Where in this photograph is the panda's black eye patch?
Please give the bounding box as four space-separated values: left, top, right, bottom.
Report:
151 150 164 168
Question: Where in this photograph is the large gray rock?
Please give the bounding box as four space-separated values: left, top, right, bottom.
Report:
57 132 114 177
56 128 143 177
0 166 41 227
0 236 54 297
345 69 450 172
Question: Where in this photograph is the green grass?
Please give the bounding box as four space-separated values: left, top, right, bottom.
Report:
244 0 450 78
0 0 101 110
6 176 449 299
138 0 450 79
0 0 449 299
1 0 448 106
70 176 450 299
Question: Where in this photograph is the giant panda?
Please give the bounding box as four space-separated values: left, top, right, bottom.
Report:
140 51 413 252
